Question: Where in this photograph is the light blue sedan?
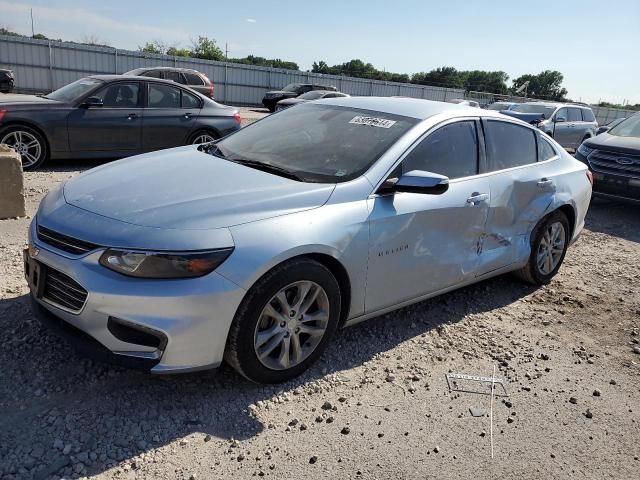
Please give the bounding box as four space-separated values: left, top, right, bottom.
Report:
25 97 592 383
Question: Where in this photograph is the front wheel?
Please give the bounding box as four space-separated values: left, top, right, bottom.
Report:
189 130 218 145
0 126 48 170
225 258 341 383
514 210 570 285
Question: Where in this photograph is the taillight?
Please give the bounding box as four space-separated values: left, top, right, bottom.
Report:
208 83 214 98
233 112 241 124
0 109 6 121
586 170 593 186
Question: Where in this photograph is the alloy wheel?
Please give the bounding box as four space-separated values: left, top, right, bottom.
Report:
1 130 42 168
536 221 566 275
254 281 330 371
191 133 216 144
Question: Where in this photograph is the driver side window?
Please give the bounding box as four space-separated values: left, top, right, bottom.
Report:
554 108 568 121
401 121 479 179
92 83 140 108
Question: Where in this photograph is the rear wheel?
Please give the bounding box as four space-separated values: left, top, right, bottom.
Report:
225 258 341 383
188 130 218 145
0 126 48 170
514 210 570 285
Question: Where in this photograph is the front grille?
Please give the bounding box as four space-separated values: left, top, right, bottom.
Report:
42 267 88 313
37 225 99 255
589 150 640 179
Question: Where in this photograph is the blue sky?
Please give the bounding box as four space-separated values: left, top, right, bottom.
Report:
3 0 639 104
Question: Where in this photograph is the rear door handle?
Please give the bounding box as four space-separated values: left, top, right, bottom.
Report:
466 193 489 205
537 178 554 188
127 113 138 120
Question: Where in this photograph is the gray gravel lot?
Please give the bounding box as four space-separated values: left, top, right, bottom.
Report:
0 110 639 479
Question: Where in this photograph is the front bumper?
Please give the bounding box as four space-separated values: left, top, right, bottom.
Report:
27 222 246 374
575 151 640 203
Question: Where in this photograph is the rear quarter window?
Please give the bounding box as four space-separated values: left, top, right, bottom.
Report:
537 135 558 161
484 120 537 171
581 109 596 122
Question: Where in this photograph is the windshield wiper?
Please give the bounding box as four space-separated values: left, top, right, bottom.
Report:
232 159 304 181
200 143 226 158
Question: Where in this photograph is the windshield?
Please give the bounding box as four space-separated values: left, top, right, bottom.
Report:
608 114 640 138
510 104 557 118
298 91 326 100
215 104 418 183
282 83 301 92
45 78 103 102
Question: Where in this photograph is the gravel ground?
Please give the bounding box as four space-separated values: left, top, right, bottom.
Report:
0 113 639 479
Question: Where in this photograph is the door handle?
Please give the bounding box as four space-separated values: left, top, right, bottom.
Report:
537 178 554 188
466 193 489 205
184 112 192 119
127 113 137 120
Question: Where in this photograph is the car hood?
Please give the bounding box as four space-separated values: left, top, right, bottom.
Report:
0 94 62 107
63 146 335 230
584 132 640 154
279 98 307 106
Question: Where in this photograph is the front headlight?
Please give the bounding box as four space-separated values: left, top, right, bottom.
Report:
99 248 234 279
577 143 595 158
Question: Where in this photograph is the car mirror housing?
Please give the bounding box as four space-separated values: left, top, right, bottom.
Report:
82 97 104 108
381 170 450 195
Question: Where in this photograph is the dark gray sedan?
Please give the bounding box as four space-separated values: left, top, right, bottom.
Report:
0 76 240 169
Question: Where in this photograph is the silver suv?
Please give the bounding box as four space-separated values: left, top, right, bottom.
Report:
503 102 598 149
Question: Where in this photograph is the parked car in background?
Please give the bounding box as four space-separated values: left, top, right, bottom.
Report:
275 90 349 111
575 113 640 203
596 117 625 135
124 67 214 98
487 101 516 111
26 97 591 382
448 98 480 108
0 69 14 93
262 83 337 112
0 75 240 169
502 102 598 149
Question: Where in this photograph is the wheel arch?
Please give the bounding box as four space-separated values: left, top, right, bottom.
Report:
0 120 51 155
556 203 576 239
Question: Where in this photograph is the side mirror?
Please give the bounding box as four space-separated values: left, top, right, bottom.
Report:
554 116 566 123
82 97 103 108
380 170 449 195
596 126 609 135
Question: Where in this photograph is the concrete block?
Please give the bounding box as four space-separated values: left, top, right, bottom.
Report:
0 144 26 219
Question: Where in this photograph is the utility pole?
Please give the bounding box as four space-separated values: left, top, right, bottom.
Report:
30 8 35 37
225 42 228 61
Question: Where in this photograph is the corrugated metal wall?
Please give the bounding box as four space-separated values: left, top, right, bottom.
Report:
1 35 636 124
0 35 465 105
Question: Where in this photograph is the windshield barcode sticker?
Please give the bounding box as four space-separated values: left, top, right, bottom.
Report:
349 116 397 128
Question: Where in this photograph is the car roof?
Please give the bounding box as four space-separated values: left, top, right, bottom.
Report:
130 67 201 73
89 74 189 85
317 96 495 120
522 101 592 110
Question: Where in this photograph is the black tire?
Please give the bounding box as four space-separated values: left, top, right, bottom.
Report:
514 210 570 285
187 129 219 145
0 125 48 170
225 258 341 384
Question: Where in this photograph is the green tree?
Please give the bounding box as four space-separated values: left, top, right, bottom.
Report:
310 59 408 82
411 67 464 88
511 70 568 101
139 41 166 54
190 36 224 61
32 33 48 40
166 46 191 57
230 55 298 70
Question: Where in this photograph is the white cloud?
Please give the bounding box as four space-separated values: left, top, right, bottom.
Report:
246 18 257 23
0 1 190 47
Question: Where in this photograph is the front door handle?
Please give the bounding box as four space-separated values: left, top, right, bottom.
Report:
127 113 138 120
466 193 489 205
537 178 554 188
184 112 192 119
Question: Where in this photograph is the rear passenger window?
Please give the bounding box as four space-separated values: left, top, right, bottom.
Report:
182 91 200 108
142 70 162 79
148 84 181 108
402 121 478 179
484 121 537 171
567 108 582 122
165 71 185 84
537 135 557 162
581 109 596 122
184 73 204 85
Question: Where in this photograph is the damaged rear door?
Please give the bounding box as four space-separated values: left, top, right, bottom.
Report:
477 119 556 276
